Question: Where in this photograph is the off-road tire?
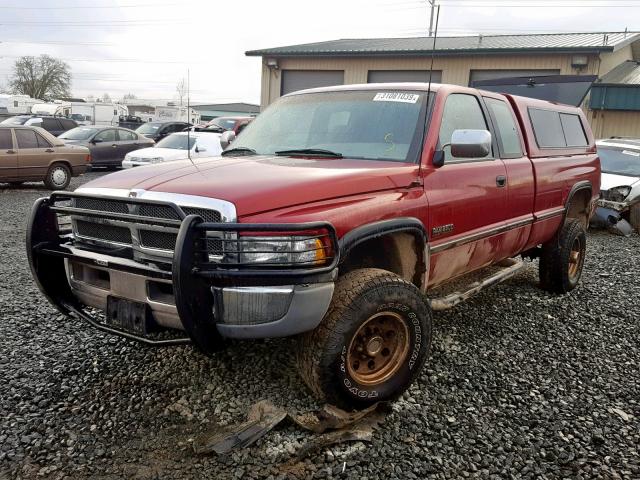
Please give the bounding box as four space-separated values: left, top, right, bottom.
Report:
539 218 586 293
297 268 432 410
44 163 71 190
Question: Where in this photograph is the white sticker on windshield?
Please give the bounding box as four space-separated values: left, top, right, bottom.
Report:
373 92 420 103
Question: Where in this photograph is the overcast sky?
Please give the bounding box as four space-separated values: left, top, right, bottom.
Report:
0 0 637 104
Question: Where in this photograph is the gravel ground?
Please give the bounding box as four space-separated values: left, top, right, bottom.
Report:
1 173 639 480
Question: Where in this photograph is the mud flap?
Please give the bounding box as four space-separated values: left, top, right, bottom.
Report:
172 214 226 355
26 197 78 315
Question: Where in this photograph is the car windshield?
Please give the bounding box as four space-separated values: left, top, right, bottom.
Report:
156 134 196 150
1 116 30 125
211 118 237 130
228 90 428 162
59 127 98 140
598 146 640 177
136 122 162 134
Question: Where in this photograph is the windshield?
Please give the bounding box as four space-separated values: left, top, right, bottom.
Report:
69 114 85 121
136 122 162 134
59 127 98 140
598 146 640 177
211 118 237 130
156 134 195 150
1 116 30 125
229 90 428 162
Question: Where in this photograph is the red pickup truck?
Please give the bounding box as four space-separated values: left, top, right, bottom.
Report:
27 83 600 409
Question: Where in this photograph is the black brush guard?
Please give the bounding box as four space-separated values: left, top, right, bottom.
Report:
26 192 340 354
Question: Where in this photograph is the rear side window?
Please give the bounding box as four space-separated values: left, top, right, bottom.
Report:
529 108 588 149
439 94 492 161
42 118 62 131
15 129 39 149
60 119 76 130
560 113 587 147
36 133 51 148
0 129 13 149
484 98 522 158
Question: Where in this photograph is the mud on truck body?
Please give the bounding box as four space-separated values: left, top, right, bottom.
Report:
27 83 600 409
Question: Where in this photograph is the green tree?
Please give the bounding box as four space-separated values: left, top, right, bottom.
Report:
9 55 71 100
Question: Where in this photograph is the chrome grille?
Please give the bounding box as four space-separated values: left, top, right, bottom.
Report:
70 196 225 257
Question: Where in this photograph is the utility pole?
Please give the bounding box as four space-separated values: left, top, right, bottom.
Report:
428 0 436 37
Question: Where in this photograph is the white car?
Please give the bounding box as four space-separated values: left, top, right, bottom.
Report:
595 138 640 232
122 131 222 168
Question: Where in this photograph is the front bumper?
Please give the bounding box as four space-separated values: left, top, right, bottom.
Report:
27 193 339 352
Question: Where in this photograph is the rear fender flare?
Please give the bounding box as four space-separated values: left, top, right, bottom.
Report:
564 180 593 224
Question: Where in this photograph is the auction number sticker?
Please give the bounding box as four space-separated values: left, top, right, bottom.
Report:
373 92 420 103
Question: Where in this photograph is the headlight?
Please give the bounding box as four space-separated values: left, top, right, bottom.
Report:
604 185 631 202
234 236 327 266
149 157 164 163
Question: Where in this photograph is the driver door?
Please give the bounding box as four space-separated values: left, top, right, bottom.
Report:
91 129 118 165
423 92 508 286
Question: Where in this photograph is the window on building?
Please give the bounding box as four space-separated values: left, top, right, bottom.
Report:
439 94 492 161
484 97 522 158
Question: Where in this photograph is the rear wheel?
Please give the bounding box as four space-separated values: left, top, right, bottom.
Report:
297 268 432 409
539 218 586 293
44 163 71 190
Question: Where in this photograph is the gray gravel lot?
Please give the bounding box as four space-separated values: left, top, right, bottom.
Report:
1 173 639 479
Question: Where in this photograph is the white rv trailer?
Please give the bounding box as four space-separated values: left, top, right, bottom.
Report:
30 102 128 126
0 94 41 114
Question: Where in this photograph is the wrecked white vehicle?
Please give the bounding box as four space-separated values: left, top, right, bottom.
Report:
592 138 640 234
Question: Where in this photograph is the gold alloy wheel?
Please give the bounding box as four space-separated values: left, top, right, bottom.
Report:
346 311 410 386
568 237 583 281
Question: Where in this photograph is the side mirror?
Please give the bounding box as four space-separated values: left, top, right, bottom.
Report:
195 146 206 153
220 130 236 150
449 129 492 159
92 138 103 144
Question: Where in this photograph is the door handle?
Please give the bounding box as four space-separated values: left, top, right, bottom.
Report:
45 148 54 153
496 175 507 187
6 149 16 154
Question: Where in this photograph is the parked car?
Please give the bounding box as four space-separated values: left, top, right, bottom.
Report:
135 121 191 142
118 115 145 131
122 131 222 168
59 126 154 169
0 115 78 136
591 138 640 233
0 126 89 189
193 116 254 134
27 83 599 409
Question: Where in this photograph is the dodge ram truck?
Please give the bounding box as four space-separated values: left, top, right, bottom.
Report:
27 83 600 409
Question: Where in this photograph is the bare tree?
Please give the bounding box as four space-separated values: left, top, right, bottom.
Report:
9 55 71 100
176 78 186 106
121 93 137 102
102 92 112 103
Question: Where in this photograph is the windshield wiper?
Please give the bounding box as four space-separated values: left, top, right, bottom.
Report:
221 147 257 156
275 148 343 158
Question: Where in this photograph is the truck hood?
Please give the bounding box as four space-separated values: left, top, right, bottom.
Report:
77 155 419 217
600 172 640 191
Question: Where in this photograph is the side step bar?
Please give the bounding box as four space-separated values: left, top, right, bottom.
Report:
429 258 526 311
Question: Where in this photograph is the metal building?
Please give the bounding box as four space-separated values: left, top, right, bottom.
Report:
247 32 640 136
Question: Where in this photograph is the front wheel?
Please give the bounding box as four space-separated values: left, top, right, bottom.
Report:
539 218 586 293
44 163 71 190
297 268 432 410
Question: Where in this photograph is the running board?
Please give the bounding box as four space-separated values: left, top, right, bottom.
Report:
429 258 525 311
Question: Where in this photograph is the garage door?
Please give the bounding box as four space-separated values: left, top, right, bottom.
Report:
469 69 560 85
367 70 442 83
281 70 344 95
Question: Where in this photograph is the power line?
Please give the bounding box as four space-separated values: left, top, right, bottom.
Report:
0 54 202 64
0 2 182 9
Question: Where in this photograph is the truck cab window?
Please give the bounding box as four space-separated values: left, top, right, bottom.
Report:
439 94 492 161
484 97 522 158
